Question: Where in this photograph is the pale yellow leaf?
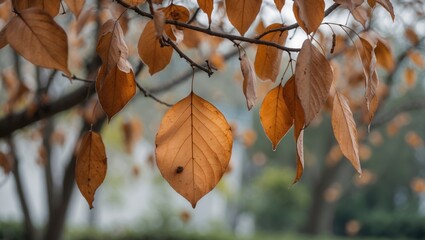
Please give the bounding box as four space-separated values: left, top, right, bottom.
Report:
293 0 325 34
332 91 361 174
240 53 257 110
6 8 71 76
225 0 262 36
295 39 333 125
138 20 173 75
254 23 288 82
260 85 293 150
155 93 233 208
76 131 107 209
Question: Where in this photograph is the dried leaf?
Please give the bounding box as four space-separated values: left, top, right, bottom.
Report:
138 20 173 75
13 0 61 17
356 37 376 87
0 152 13 175
6 8 71 76
197 0 213 24
367 0 376 7
240 53 257 110
334 0 363 12
160 4 190 41
225 0 262 36
64 0 86 18
76 131 107 209
377 0 395 21
0 24 7 49
405 27 419 45
295 39 333 126
153 10 166 38
260 85 293 150
254 23 288 82
293 0 325 34
96 65 136 121
351 5 371 28
274 0 285 11
375 39 394 71
332 91 361 174
409 50 425 68
96 19 130 74
155 93 233 208
122 118 143 153
404 67 416 87
123 0 146 6
282 76 305 183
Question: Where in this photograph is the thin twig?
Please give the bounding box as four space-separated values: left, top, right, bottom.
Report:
163 38 214 76
135 81 173 107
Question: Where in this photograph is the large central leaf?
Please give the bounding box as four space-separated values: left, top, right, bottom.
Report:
155 93 233 208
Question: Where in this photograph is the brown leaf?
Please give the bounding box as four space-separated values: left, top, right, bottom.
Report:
123 0 146 6
138 20 173 75
197 0 213 24
6 8 71 76
225 0 262 36
375 39 394 71
76 131 107 209
295 39 333 126
334 0 363 12
155 93 233 208
408 50 425 68
122 117 143 153
274 0 285 11
153 10 166 38
0 24 8 49
293 0 325 34
96 65 136 121
260 85 293 150
351 5 371 28
356 37 376 87
282 76 305 183
240 53 257 110
254 23 288 82
64 0 86 18
332 92 361 174
0 152 13 175
160 4 190 41
13 0 61 17
367 0 376 7
96 19 130 74
405 27 419 45
376 0 395 21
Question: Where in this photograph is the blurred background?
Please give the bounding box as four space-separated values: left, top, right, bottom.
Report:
1 0 425 239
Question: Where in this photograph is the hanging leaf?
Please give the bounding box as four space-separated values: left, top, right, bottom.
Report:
13 0 61 17
351 5 371 28
260 85 293 150
254 23 288 82
332 91 361 174
0 24 7 49
274 0 285 11
197 0 213 24
225 0 262 36
293 0 325 34
96 65 136 121
375 39 394 71
240 53 257 110
64 0 86 18
376 0 395 21
6 8 71 76
138 20 173 75
405 27 419 45
408 50 425 68
282 76 305 183
156 93 233 208
356 37 376 90
153 10 166 38
334 0 363 12
96 19 130 74
295 39 333 126
160 4 190 41
76 131 107 209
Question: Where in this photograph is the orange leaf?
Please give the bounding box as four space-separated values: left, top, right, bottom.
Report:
282 76 305 183
13 0 61 17
408 50 425 68
123 0 146 6
332 91 361 174
376 0 395 21
254 23 288 82
96 65 136 121
274 0 285 11
404 67 416 87
225 0 262 36
295 39 333 126
356 37 376 88
6 8 71 76
155 93 233 208
240 53 257 110
293 0 325 34
197 0 213 24
375 39 394 71
76 131 107 209
64 0 86 18
160 4 190 41
259 85 293 150
96 19 130 74
138 20 173 75
367 0 376 7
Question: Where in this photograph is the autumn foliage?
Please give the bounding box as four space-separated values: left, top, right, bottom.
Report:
0 0 396 208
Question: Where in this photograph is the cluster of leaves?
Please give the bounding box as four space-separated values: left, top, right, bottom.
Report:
0 0 395 208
